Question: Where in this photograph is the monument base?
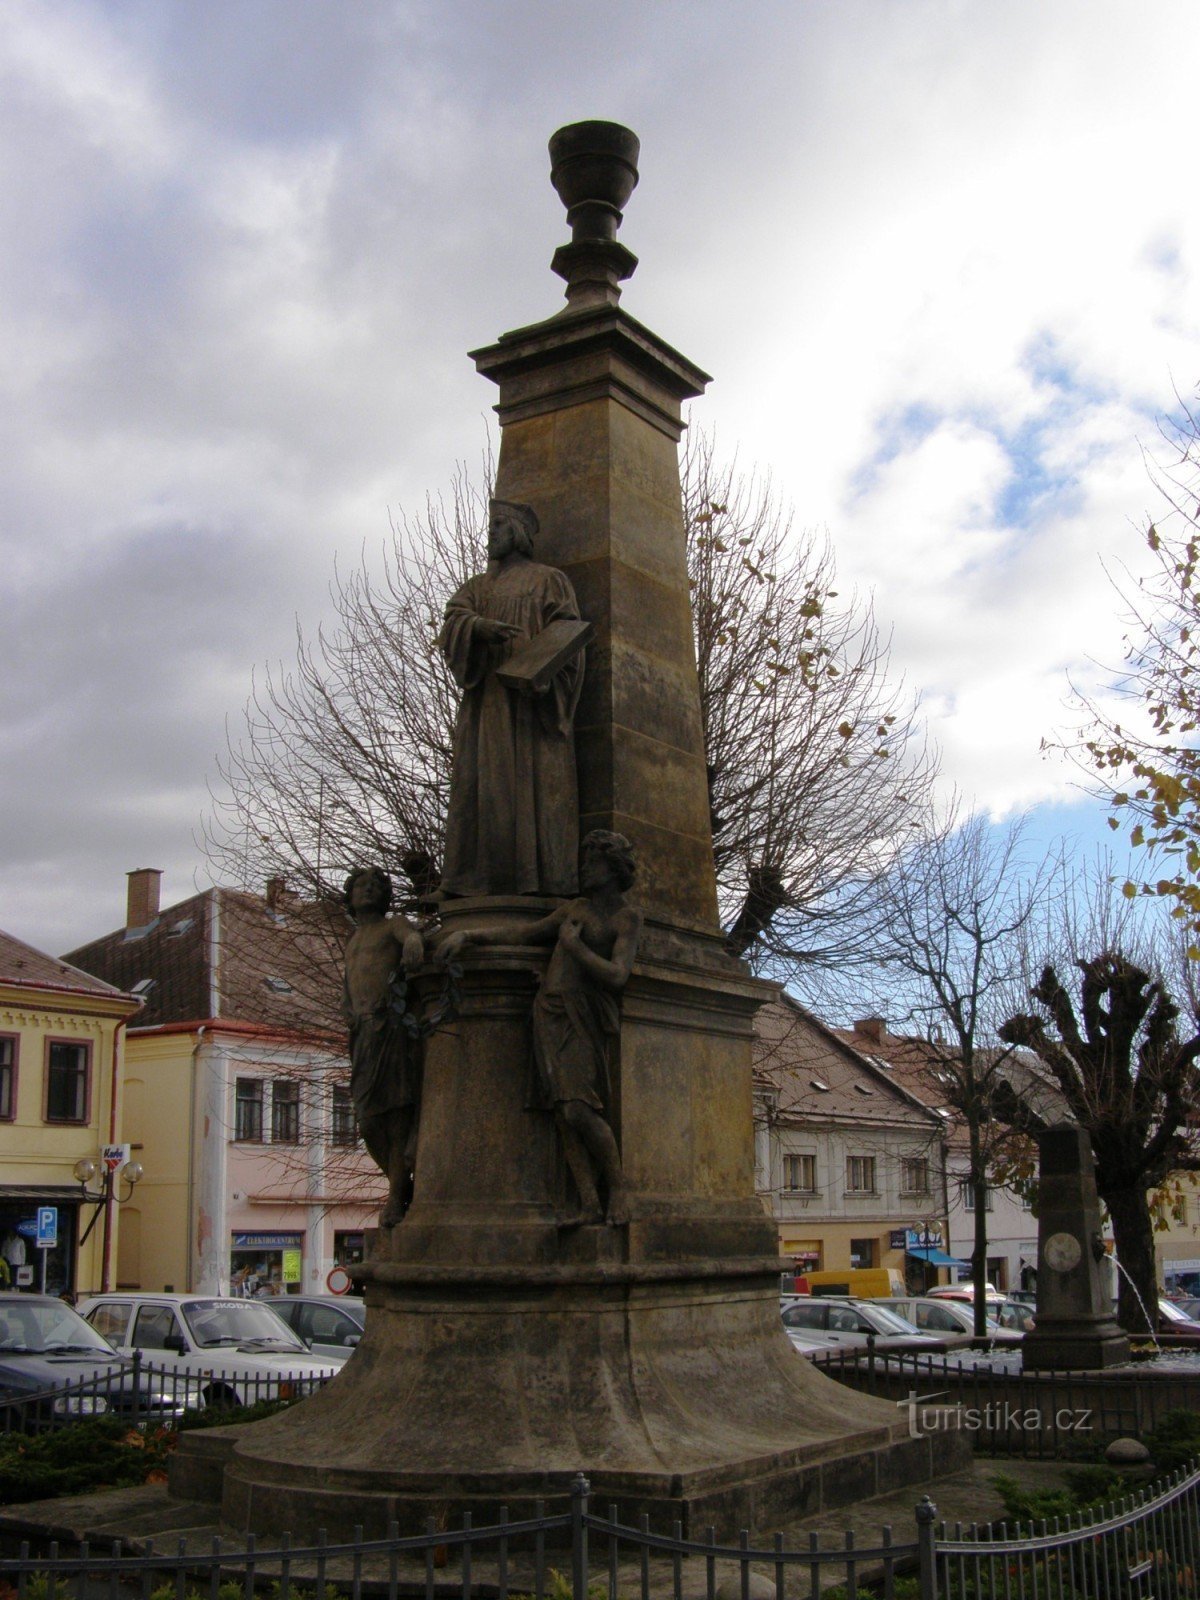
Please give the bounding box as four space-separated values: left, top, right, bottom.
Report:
173 1257 967 1537
1021 1316 1130 1371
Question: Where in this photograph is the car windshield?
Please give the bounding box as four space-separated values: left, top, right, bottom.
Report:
861 1304 921 1334
0 1299 117 1355
181 1299 307 1350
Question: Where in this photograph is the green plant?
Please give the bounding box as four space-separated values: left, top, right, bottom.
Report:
1147 1408 1200 1473
0 1417 173 1505
175 1396 296 1432
991 1463 1122 1527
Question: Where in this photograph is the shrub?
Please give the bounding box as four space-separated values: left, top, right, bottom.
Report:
1147 1409 1200 1474
0 1418 173 1505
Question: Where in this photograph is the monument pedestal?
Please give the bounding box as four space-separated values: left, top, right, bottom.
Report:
204 912 949 1538
171 123 972 1537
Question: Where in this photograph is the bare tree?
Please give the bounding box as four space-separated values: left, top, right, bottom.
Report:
682 430 936 974
1000 883 1200 1335
206 433 934 980
868 807 1062 1334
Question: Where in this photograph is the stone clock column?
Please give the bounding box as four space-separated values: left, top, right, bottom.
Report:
1023 1122 1129 1370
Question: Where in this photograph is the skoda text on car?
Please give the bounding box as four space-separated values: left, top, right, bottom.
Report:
0 1292 198 1429
78 1293 339 1408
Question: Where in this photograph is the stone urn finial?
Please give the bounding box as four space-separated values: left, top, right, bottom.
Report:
548 121 640 310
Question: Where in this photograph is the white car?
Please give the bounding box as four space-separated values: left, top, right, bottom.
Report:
890 1295 1022 1347
78 1293 340 1408
780 1296 945 1353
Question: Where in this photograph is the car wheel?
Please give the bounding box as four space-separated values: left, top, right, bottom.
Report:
202 1382 241 1410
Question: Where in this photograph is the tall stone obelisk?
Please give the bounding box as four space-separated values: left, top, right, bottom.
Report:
202 123 960 1539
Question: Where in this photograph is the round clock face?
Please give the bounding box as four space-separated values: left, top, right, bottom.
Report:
1045 1231 1082 1272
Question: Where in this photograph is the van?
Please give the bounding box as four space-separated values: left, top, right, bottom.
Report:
792 1267 905 1299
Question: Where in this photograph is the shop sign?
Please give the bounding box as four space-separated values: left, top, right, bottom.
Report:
231 1233 303 1249
281 1248 302 1283
102 1143 131 1173
906 1227 944 1251
1165 1258 1200 1274
889 1229 908 1250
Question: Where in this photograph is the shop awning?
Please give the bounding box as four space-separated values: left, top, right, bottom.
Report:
907 1246 969 1267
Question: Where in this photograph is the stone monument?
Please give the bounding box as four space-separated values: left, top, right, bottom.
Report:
175 120 966 1537
1022 1121 1129 1371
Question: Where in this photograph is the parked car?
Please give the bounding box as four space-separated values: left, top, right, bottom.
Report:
0 1292 200 1428
891 1296 1022 1347
78 1293 340 1407
267 1295 365 1362
994 1298 1036 1333
792 1268 906 1299
1157 1298 1200 1343
781 1296 945 1353
926 1282 1005 1307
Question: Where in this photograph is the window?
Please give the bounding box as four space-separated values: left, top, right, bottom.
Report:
0 1035 15 1120
271 1080 301 1145
132 1304 184 1351
331 1085 358 1146
846 1155 876 1194
235 1078 264 1142
962 1181 993 1211
45 1040 89 1123
264 977 293 994
850 1237 876 1268
901 1157 930 1194
783 1153 817 1192
86 1301 132 1345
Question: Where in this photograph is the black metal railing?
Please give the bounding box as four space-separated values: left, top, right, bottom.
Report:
1 1349 333 1433
811 1344 1200 1457
4 1465 1200 1600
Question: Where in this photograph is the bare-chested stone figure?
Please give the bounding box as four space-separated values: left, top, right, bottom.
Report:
342 867 425 1227
446 830 641 1224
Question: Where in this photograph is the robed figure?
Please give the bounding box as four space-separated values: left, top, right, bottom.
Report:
439 499 585 896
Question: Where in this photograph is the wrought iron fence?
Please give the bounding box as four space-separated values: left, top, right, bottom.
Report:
810 1345 1200 1458
933 1460 1200 1600
0 1349 333 1433
3 1464 1198 1600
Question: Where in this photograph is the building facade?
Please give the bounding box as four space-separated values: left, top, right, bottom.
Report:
65 870 383 1296
755 998 952 1288
0 928 140 1297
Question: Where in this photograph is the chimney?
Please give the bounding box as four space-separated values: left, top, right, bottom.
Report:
854 1016 887 1045
266 876 287 911
126 868 162 930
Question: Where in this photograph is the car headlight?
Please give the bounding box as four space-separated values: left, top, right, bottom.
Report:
53 1393 109 1417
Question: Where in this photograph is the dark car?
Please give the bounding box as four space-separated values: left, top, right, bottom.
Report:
267 1295 365 1361
0 1293 198 1429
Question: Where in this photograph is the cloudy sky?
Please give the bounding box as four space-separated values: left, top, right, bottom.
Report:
4 0 1198 956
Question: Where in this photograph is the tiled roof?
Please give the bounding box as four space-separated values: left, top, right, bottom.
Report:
0 927 129 998
63 888 347 1035
756 996 943 1131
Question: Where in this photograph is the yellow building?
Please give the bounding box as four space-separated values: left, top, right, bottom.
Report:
0 928 140 1297
66 870 384 1296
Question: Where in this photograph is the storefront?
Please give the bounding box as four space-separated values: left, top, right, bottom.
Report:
229 1231 303 1296
0 1189 80 1297
333 1231 366 1268
902 1227 965 1293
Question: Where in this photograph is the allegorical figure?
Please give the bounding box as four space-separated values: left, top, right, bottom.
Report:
446 830 641 1224
342 867 425 1227
438 499 585 897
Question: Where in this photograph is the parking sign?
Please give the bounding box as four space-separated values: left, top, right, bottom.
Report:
36 1207 57 1249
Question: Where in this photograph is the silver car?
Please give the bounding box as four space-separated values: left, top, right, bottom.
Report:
780 1296 944 1353
891 1296 1022 1346
267 1295 365 1362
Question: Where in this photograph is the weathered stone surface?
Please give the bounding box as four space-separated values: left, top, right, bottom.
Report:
1024 1123 1130 1371
1105 1437 1151 1465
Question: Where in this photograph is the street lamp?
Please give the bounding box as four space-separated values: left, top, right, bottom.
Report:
74 1157 144 1292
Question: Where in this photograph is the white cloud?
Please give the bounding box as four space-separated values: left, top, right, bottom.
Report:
3 0 1200 951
